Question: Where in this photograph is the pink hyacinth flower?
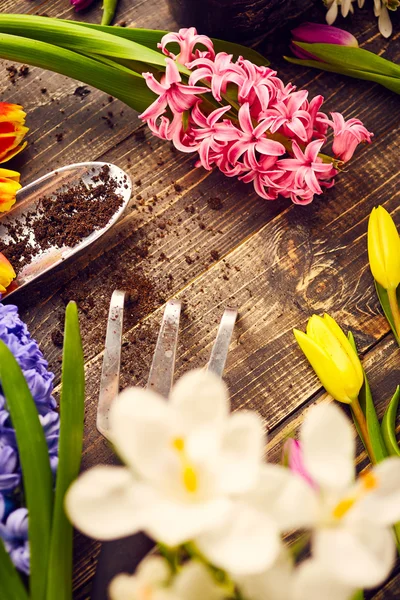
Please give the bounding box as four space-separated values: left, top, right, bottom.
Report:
140 58 208 122
327 112 373 162
158 27 215 65
261 89 314 143
191 103 238 170
227 102 286 168
188 52 245 101
284 439 316 488
239 154 281 200
278 139 336 196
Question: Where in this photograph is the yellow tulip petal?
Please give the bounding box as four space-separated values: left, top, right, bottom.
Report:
294 329 352 403
0 168 20 182
323 314 364 389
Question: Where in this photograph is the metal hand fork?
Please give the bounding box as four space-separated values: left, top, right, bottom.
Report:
93 295 237 599
97 293 237 439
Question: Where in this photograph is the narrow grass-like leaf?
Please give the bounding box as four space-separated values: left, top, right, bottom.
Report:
285 55 400 94
60 21 270 66
0 537 29 600
0 15 175 70
375 282 400 346
0 33 156 112
382 386 400 457
348 332 388 463
0 340 53 600
46 302 85 600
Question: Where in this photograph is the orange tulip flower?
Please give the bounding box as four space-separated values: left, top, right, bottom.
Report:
0 168 22 212
0 102 29 164
0 252 16 294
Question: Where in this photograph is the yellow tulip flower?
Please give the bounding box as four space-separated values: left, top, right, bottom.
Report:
0 167 21 212
294 313 364 404
368 206 400 338
368 206 400 291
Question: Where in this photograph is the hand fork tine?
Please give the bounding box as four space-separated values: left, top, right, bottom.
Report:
97 296 237 440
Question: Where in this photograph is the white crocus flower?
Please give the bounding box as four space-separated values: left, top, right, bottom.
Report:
235 550 294 600
109 557 224 600
325 0 356 23
66 369 283 572
297 402 400 590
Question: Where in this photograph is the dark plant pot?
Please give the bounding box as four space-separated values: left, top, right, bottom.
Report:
166 0 316 44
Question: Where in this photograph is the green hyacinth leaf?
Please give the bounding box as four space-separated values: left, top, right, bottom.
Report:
0 538 29 600
46 302 85 600
0 341 53 600
382 386 400 457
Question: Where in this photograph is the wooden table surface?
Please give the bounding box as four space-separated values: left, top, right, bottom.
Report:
1 0 399 597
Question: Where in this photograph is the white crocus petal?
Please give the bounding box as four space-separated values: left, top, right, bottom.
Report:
246 464 318 531
374 0 381 15
314 521 396 588
110 387 177 481
351 457 400 526
341 0 352 17
109 557 175 600
301 403 355 492
217 411 266 494
293 559 356 600
326 1 339 24
236 551 293 600
378 4 393 37
65 466 145 540
142 489 232 546
174 561 225 600
170 369 229 431
196 503 280 575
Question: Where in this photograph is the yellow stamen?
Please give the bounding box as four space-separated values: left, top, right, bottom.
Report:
361 471 377 491
172 437 198 494
332 497 356 519
183 466 198 493
172 437 185 452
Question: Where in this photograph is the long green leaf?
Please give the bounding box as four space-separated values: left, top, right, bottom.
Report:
0 341 53 600
62 21 270 66
0 15 177 70
348 332 388 463
285 55 400 94
292 42 400 78
375 282 400 346
382 386 400 457
0 33 156 112
46 302 85 600
0 537 29 600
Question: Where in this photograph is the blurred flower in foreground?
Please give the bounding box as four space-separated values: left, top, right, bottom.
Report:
295 403 400 591
368 205 400 339
0 103 28 164
0 252 16 294
109 557 224 600
0 168 21 212
293 314 363 404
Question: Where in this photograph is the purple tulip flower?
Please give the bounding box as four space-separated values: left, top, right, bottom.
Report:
70 0 96 11
291 22 359 61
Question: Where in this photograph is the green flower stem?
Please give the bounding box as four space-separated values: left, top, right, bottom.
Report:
387 287 400 339
351 396 377 463
101 0 118 25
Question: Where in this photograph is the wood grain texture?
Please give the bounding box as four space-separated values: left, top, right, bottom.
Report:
0 0 399 598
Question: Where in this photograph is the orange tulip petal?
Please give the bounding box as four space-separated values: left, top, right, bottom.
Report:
0 102 26 124
0 251 16 291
